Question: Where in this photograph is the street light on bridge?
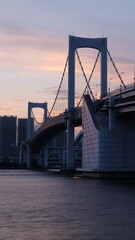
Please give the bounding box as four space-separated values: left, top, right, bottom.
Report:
95 84 100 99
108 78 112 93
133 65 135 88
119 72 124 92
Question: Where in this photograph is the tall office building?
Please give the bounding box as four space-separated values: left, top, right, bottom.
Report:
0 116 17 156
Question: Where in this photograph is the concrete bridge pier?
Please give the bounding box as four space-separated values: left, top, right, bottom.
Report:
20 142 27 167
67 109 75 169
67 35 75 170
26 144 31 168
42 145 48 168
109 96 115 130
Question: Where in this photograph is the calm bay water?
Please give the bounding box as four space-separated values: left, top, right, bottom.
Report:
0 170 135 240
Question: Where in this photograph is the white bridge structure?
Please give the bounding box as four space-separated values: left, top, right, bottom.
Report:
21 35 135 175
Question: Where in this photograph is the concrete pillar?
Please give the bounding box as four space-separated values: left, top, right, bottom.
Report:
109 96 115 130
27 102 32 141
27 102 32 168
63 150 67 169
43 145 48 168
26 144 31 168
19 142 23 166
67 36 75 169
19 142 27 167
101 38 107 98
43 102 48 122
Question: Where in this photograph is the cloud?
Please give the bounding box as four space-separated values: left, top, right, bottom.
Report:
0 106 12 111
0 19 31 36
13 99 26 103
1 19 133 82
37 87 83 106
0 20 68 73
113 56 135 65
38 87 68 97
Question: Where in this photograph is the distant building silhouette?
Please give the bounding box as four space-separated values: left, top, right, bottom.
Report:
0 116 17 156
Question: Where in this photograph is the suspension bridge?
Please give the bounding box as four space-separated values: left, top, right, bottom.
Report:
20 35 135 173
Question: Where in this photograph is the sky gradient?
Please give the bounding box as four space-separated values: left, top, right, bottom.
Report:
0 0 135 119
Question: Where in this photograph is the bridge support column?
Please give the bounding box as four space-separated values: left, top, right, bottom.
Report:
67 36 75 169
20 142 23 166
67 111 75 169
26 102 32 168
109 96 115 130
101 38 107 98
43 145 48 168
26 144 31 168
20 142 27 167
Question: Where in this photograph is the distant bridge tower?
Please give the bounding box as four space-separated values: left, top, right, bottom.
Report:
67 35 107 169
27 102 47 168
27 102 47 141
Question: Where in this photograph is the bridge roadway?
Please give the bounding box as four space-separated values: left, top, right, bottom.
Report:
30 83 135 147
31 107 82 147
102 83 135 114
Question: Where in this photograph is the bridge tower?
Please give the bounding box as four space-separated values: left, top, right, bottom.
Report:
67 36 107 169
27 102 47 168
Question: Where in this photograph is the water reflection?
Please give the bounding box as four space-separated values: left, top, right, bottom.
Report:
0 170 135 240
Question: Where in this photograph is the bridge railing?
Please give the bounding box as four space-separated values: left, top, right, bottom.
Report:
110 82 135 97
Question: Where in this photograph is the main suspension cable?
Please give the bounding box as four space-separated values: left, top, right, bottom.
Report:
31 109 43 125
48 55 69 117
107 49 126 89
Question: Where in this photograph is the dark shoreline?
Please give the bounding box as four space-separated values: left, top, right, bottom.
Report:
1 166 135 179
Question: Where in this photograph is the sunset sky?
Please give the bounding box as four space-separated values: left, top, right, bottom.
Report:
0 0 135 119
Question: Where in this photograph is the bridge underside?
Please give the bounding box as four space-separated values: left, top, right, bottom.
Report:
31 122 67 148
31 117 82 148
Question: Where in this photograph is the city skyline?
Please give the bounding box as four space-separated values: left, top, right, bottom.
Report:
0 0 135 120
